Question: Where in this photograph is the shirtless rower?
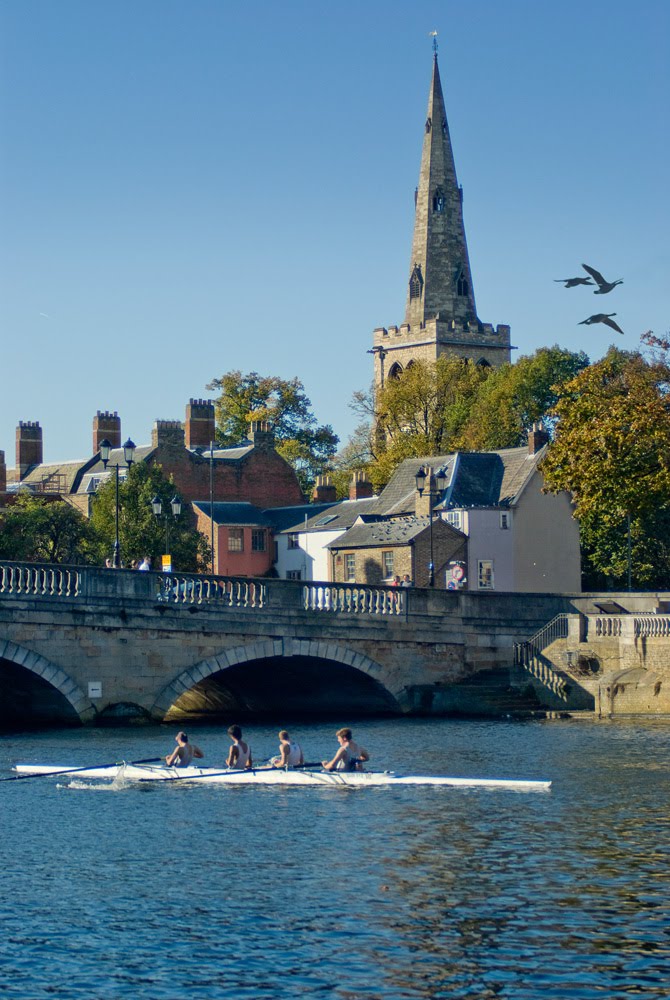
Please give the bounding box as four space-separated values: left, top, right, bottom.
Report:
271 730 304 769
226 725 253 770
322 727 370 772
165 731 204 767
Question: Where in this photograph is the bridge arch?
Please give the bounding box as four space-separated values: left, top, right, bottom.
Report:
0 638 93 726
152 638 401 720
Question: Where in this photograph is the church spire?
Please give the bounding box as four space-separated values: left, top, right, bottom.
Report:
405 48 477 328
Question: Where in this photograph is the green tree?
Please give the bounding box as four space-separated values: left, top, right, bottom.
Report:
540 347 670 588
457 346 590 450
0 496 102 564
89 463 210 572
206 370 339 495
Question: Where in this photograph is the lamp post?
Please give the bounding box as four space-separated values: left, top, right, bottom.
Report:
151 494 182 572
415 465 447 587
99 437 136 568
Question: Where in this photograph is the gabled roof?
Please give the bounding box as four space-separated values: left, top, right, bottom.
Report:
193 501 273 527
276 496 381 534
327 514 464 550
374 446 546 514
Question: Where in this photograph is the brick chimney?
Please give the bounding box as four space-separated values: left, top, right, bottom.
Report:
152 420 185 449
0 450 6 494
16 421 43 479
185 398 215 449
528 421 550 455
349 470 373 500
249 420 274 451
93 411 121 454
312 475 337 503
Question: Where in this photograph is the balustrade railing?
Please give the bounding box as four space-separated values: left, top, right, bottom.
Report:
155 574 266 608
0 562 81 598
303 583 405 615
634 615 670 638
594 616 623 637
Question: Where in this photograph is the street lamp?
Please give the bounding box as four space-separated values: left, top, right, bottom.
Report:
151 494 182 572
99 437 136 568
415 465 447 587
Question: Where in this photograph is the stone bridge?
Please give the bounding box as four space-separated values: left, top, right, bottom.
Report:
0 562 667 726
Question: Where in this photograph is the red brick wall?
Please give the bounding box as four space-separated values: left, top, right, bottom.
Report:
150 445 304 510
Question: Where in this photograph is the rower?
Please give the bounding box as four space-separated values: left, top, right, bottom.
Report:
271 730 304 769
226 725 253 770
165 731 204 767
322 728 370 772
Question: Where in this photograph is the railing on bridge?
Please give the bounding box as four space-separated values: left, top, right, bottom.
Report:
303 583 405 615
513 614 570 700
0 561 407 616
0 562 81 598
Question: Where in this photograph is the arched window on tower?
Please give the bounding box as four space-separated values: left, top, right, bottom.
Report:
455 268 469 298
388 362 404 381
432 188 445 213
476 357 491 369
409 264 423 301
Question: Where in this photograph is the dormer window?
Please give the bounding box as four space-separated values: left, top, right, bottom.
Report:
432 188 445 213
456 269 469 297
409 264 423 301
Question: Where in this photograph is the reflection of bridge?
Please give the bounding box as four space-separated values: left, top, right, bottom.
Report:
0 561 667 725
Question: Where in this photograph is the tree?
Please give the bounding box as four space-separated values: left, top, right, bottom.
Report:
0 496 102 564
206 370 339 495
89 463 210 572
540 347 670 588
457 346 590 450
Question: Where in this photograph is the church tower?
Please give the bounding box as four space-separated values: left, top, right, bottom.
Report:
372 44 511 391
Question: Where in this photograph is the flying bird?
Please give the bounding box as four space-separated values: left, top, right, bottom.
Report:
554 276 594 288
578 313 624 335
581 264 623 294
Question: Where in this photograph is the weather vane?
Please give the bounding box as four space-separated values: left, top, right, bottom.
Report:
429 30 438 56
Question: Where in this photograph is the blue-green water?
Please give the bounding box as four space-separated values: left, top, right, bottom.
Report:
1 717 669 999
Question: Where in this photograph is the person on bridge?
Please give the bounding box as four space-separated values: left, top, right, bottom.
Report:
165 731 204 767
322 728 370 772
271 730 304 768
226 725 253 769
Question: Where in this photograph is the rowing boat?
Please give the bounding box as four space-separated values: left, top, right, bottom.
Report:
12 763 552 791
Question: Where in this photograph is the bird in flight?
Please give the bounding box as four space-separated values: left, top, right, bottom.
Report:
581 264 623 294
554 276 594 288
578 313 624 334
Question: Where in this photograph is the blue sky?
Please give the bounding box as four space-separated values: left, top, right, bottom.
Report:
1 1 668 465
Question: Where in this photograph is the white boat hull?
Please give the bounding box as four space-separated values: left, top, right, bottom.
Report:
13 763 551 791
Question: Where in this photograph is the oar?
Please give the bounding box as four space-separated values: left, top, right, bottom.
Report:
2 757 163 783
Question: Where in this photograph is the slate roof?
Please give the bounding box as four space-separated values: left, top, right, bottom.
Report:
192 502 273 527
275 497 381 534
327 515 464 550
375 446 546 515
6 459 91 494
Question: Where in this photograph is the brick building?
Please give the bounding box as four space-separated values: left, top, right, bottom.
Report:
4 400 304 516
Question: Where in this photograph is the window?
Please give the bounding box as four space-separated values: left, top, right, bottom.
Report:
499 512 511 530
457 271 469 297
478 560 494 590
345 553 356 582
228 528 244 552
286 569 301 581
432 188 445 212
252 529 266 552
382 551 394 578
446 510 462 531
288 533 300 550
409 264 423 301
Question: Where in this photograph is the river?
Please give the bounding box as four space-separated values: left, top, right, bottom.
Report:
1 716 669 999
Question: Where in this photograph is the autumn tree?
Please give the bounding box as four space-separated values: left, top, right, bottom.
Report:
89 463 210 572
0 496 102 564
540 347 670 588
206 370 338 494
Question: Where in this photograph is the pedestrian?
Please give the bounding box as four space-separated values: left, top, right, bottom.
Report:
138 556 151 571
401 574 413 587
